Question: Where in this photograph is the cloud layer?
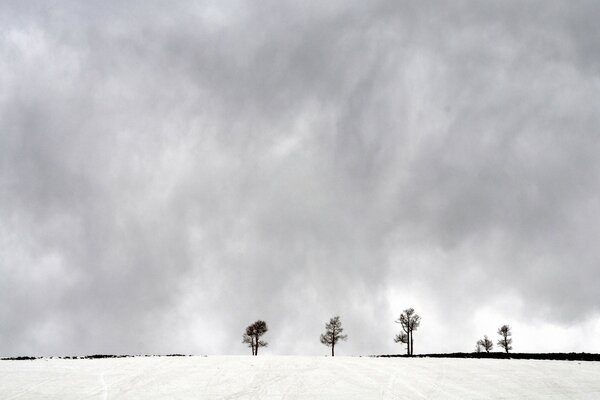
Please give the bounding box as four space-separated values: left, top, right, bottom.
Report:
1 1 599 356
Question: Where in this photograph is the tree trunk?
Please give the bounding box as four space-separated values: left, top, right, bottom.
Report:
332 326 336 357
410 331 414 356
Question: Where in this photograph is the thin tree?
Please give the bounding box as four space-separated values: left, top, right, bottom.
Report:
242 320 269 356
395 308 421 356
394 332 409 355
242 326 255 355
475 340 482 353
320 316 347 356
477 335 493 353
497 324 512 353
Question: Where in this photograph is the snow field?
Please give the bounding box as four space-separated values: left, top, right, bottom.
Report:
1 355 599 399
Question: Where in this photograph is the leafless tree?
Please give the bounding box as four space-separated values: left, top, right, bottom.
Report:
242 320 268 356
477 335 493 353
242 326 255 355
320 316 347 356
497 325 512 353
475 340 482 353
394 332 409 355
395 308 421 356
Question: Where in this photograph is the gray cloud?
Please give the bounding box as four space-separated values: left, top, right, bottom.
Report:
1 1 599 357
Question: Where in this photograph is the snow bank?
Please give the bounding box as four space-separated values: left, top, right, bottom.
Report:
1 356 598 399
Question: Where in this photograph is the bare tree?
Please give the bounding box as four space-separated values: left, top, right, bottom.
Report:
395 308 421 356
477 335 493 353
320 316 347 356
497 325 512 353
242 326 255 355
242 320 269 356
475 340 482 353
394 332 409 355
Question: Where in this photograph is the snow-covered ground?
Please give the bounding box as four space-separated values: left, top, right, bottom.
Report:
1 355 599 399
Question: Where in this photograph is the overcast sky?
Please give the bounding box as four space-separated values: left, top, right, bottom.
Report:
1 1 599 357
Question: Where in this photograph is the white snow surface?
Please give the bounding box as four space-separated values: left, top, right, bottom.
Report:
1 356 599 399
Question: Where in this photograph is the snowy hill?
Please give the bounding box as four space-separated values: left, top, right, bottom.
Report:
1 356 599 399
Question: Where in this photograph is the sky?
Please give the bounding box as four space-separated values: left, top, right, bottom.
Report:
1 1 599 357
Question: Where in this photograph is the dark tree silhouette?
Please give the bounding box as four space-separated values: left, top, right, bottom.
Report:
242 320 268 356
242 326 255 355
395 308 421 356
477 335 494 353
320 316 347 357
497 324 512 353
394 332 409 355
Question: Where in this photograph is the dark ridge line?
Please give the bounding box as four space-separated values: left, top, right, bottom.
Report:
3 353 600 362
374 352 600 362
1 354 193 361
